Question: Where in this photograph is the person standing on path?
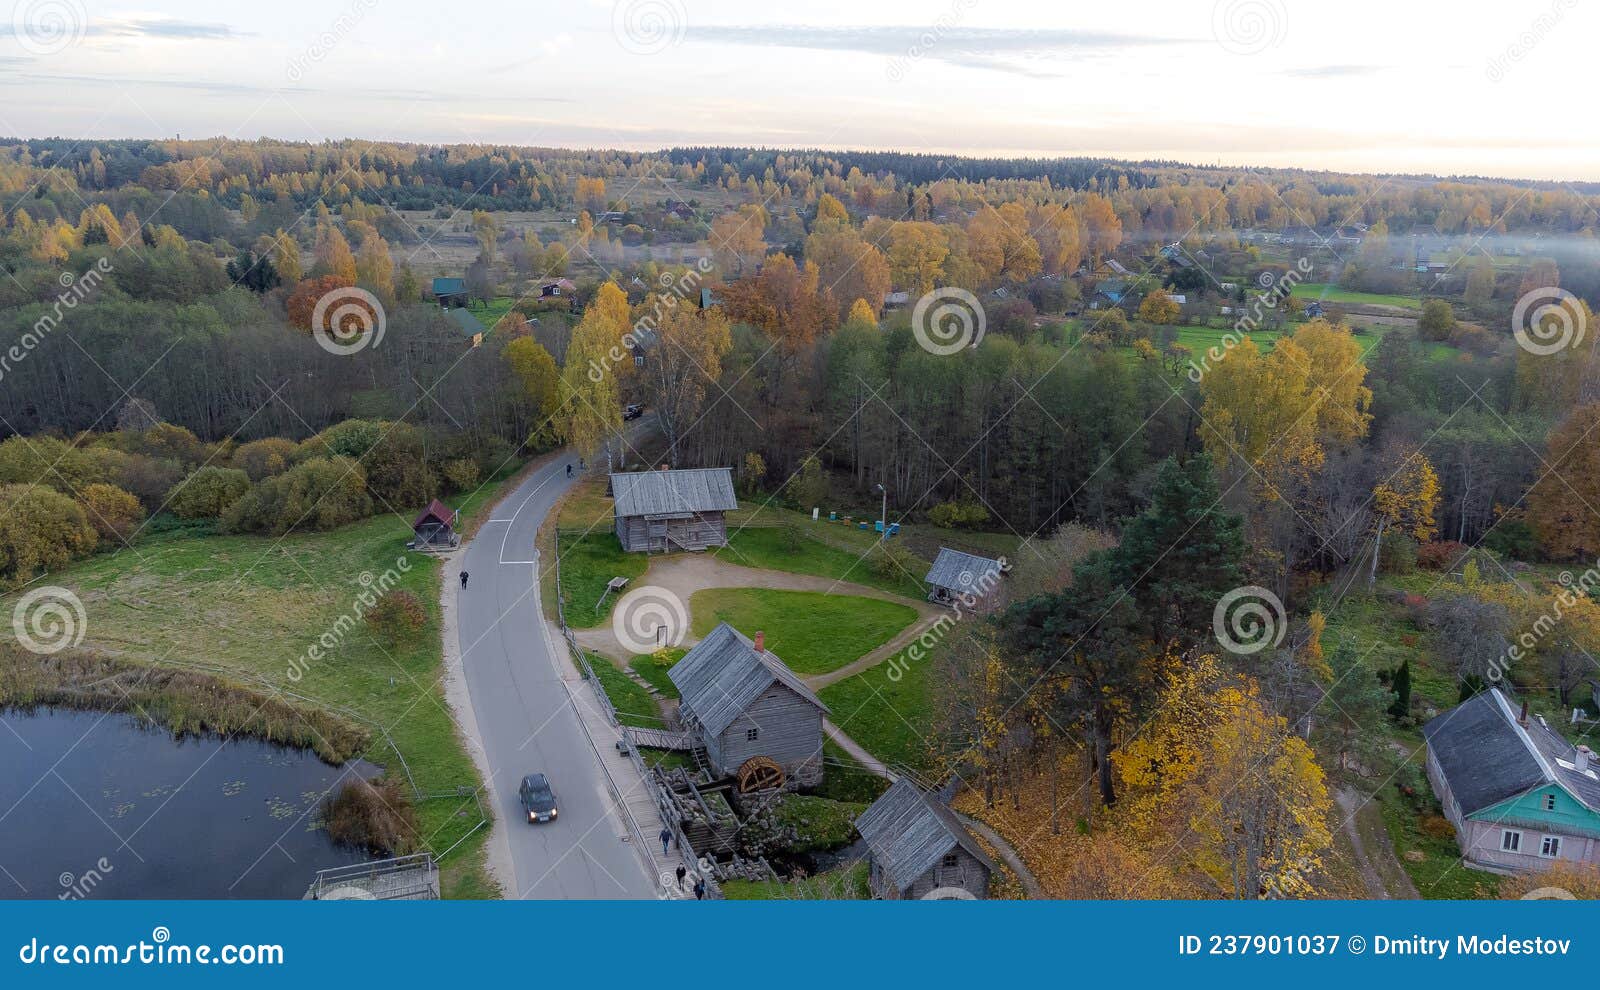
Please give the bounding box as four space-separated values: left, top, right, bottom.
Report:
659 826 672 856
460 571 469 588
675 865 687 891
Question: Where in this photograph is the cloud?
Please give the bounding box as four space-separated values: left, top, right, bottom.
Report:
1283 64 1386 79
687 24 1184 78
0 18 244 41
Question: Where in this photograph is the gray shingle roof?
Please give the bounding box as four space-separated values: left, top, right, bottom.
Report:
855 779 997 892
1424 687 1600 816
610 468 737 518
924 548 1002 594
668 622 826 738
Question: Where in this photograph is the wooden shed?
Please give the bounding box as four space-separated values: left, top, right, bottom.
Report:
411 499 459 548
924 548 1004 612
610 467 737 553
855 779 996 900
668 623 827 789
432 277 468 308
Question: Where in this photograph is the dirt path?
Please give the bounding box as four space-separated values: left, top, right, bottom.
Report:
956 813 1044 899
1335 787 1419 899
571 554 939 664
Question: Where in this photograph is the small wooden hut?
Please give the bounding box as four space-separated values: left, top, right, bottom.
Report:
411 499 459 548
610 467 737 553
855 779 995 900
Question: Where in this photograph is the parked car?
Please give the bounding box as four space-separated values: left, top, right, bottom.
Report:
519 773 558 824
623 403 643 421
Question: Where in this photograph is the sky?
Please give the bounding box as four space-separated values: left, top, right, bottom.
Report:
0 0 1593 182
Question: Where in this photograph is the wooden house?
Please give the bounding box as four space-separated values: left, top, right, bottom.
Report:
432 277 468 308
924 548 1004 612
610 467 737 553
540 278 578 298
855 779 996 899
668 623 827 789
411 499 459 548
1424 687 1600 873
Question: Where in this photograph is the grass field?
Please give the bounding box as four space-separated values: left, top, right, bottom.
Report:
556 532 649 628
688 588 918 675
721 861 869 900
717 527 929 598
1291 283 1421 311
818 646 936 771
585 653 666 729
9 500 504 896
628 648 683 698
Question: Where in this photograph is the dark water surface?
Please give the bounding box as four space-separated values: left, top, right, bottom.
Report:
0 707 377 899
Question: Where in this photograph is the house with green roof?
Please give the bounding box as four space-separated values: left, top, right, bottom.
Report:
1424 687 1600 873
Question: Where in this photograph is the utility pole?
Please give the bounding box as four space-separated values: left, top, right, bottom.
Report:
875 483 887 542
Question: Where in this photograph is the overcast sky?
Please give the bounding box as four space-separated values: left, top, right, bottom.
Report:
0 0 1592 182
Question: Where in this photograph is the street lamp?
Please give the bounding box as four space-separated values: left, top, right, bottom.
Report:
875 483 887 542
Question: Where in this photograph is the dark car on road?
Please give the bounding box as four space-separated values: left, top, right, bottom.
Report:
519 773 558 824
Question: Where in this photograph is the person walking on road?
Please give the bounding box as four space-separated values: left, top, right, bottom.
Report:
566 463 573 478
460 571 469 589
659 826 672 856
693 878 705 900
675 865 687 891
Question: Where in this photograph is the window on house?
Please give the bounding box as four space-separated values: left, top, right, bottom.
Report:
1501 830 1523 853
941 853 959 869
1541 836 1562 858
745 728 759 742
1544 793 1558 811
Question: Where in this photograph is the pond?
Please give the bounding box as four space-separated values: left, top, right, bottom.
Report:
0 707 379 900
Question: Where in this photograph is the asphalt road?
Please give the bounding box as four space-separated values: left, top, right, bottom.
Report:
456 453 656 899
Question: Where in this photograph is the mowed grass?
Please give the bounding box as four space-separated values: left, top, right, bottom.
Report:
721 861 869 900
629 648 684 698
12 507 497 894
556 531 648 628
1291 283 1421 311
717 527 928 599
584 653 665 729
688 588 917 675
818 647 935 772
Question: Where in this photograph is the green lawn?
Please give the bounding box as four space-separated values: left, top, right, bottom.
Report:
557 532 649 628
1376 784 1501 899
716 526 928 598
6 509 497 895
1291 283 1421 311
771 794 867 853
584 653 665 729
818 646 936 771
688 588 918 675
629 648 684 698
721 861 869 900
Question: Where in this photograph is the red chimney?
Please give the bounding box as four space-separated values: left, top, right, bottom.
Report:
659 463 668 471
754 631 765 653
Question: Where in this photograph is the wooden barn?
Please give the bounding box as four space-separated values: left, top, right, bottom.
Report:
668 623 827 789
924 548 1004 612
610 467 737 553
855 779 996 900
410 499 459 548
432 277 468 308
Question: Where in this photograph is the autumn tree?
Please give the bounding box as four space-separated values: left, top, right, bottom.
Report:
1528 402 1600 559
560 294 627 461
967 203 1042 285
504 337 563 444
887 221 948 294
312 224 357 283
1079 192 1123 265
76 482 144 545
1030 202 1083 275
1138 288 1180 324
804 224 890 319
640 303 732 464
1368 446 1440 587
270 229 303 283
709 205 766 277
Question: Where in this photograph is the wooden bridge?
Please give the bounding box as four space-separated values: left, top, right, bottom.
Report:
305 853 439 900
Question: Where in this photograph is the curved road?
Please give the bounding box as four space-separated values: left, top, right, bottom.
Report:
455 453 656 899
